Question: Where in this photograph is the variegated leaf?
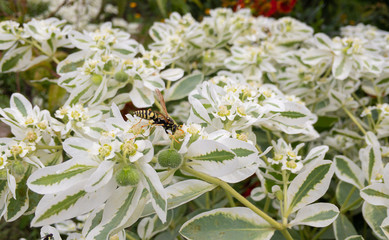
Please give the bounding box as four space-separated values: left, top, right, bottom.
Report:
217 138 259 183
141 179 216 217
302 145 329 166
10 93 32 117
362 202 387 240
167 73 203 101
333 214 357 240
287 160 334 214
32 180 115 226
160 68 184 82
380 215 389 239
336 181 362 211
334 155 365 189
139 163 167 222
289 203 339 227
360 144 383 184
27 158 96 194
0 46 32 72
345 235 364 240
188 95 212 125
186 140 238 178
180 207 275 240
360 183 389 207
86 186 143 240
4 168 31 221
56 51 86 74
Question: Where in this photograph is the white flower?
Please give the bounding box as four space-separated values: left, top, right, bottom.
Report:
0 153 8 170
0 20 24 50
268 138 304 173
48 0 102 29
270 17 313 44
225 45 276 81
69 22 138 57
303 33 384 80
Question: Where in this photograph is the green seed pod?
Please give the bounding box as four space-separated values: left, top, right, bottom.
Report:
13 161 25 175
114 70 129 82
158 149 182 168
91 73 103 85
115 165 140 186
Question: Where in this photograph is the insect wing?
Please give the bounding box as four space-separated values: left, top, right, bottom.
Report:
155 89 169 117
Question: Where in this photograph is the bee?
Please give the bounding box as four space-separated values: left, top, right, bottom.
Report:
134 89 179 135
42 234 53 240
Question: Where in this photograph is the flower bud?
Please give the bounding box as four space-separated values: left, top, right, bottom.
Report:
13 161 25 175
91 73 103 85
158 149 182 168
114 71 129 82
115 165 140 186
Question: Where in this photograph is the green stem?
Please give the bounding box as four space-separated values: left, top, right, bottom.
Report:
255 144 269 165
342 106 366 135
340 186 355 212
341 198 363 213
182 166 293 240
125 231 137 240
205 192 210 209
264 196 271 212
282 170 289 224
312 225 330 240
226 190 236 207
166 80 172 90
28 39 60 64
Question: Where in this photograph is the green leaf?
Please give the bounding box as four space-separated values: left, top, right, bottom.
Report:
113 48 134 55
156 0 167 17
313 115 339 131
190 149 235 162
231 148 255 157
333 214 357 240
362 202 387 239
336 182 362 211
180 207 275 240
276 111 306 119
167 73 203 101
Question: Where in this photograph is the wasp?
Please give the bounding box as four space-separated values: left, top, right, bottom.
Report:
134 89 179 135
42 234 53 240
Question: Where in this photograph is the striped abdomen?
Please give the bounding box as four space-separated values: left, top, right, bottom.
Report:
134 109 159 121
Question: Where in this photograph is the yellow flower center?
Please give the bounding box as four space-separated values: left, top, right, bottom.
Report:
121 140 138 156
218 105 230 117
286 161 297 169
99 144 112 157
26 131 38 142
